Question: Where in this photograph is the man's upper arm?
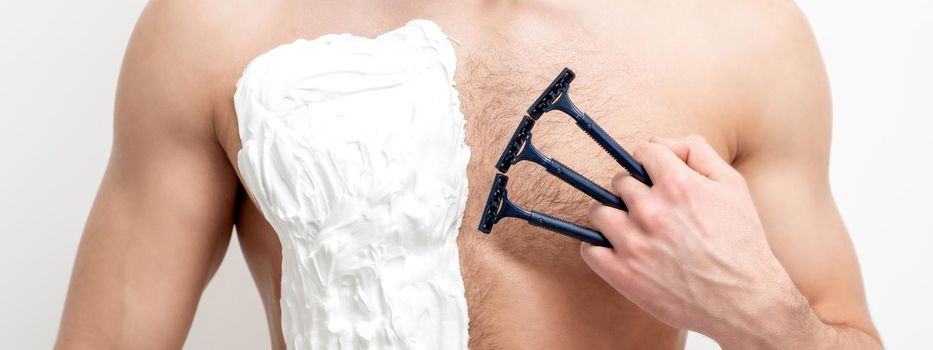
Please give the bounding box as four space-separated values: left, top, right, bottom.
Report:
56 1 238 348
730 3 880 342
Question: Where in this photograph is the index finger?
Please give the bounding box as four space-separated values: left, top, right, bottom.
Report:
651 135 733 181
633 142 692 184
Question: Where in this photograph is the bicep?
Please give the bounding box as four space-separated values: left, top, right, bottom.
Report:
56 2 238 347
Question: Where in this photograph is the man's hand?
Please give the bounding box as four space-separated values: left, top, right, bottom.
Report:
582 135 824 349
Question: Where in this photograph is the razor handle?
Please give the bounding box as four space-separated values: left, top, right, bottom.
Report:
576 113 653 186
546 158 628 211
529 211 612 247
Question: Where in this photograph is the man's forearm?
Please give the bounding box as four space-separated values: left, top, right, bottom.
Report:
716 284 883 350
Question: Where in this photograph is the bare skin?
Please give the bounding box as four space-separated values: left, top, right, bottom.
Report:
56 0 880 349
585 135 882 349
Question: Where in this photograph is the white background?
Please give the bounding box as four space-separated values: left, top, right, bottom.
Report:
1 1 930 349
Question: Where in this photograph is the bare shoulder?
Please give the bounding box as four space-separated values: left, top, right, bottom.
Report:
712 0 819 53
698 0 830 162
119 0 293 155
130 0 281 102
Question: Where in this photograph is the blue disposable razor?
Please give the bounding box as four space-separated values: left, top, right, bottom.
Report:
477 174 612 247
527 68 652 186
495 116 627 211
478 68 650 247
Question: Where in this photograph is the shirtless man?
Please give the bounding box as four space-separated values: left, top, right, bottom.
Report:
55 0 881 349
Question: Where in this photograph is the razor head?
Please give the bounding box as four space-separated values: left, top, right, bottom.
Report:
478 174 509 233
495 116 536 173
527 68 576 119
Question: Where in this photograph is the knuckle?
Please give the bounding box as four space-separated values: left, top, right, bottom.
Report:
635 201 665 225
646 142 665 152
587 203 609 223
635 142 662 159
729 169 748 186
587 201 602 217
633 143 650 160
686 134 708 145
626 241 646 258
611 171 630 189
664 173 694 197
625 239 653 261
580 243 599 262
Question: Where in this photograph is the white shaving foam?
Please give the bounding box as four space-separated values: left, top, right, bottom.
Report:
234 20 470 350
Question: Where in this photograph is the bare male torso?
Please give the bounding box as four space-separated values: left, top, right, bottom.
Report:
57 0 878 349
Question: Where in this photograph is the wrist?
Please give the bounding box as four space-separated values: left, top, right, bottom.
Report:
713 269 827 349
